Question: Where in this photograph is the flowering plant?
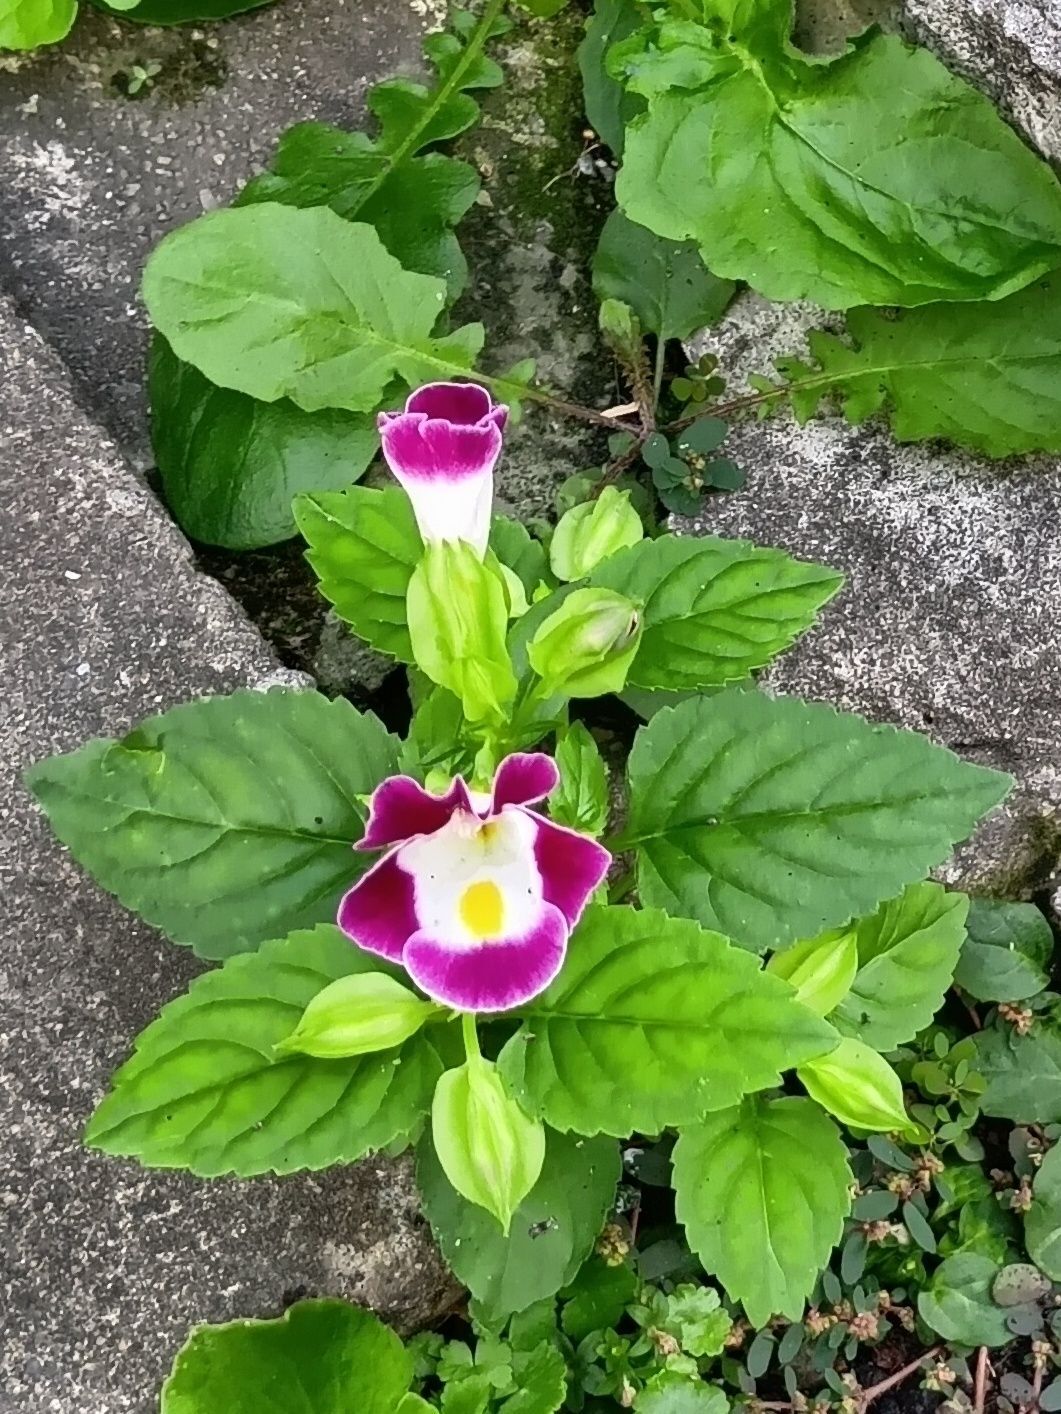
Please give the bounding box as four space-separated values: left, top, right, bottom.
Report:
28 375 1010 1318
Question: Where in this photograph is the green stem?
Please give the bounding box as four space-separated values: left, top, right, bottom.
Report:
462 1010 482 1064
608 866 636 905
349 0 508 219
651 337 667 411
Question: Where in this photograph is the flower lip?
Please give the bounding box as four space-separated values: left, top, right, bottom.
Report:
377 381 508 434
338 752 611 1013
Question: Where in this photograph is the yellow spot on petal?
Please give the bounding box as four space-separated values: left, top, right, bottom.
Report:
460 880 504 940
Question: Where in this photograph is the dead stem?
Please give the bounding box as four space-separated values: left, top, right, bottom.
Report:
973 1345 990 1414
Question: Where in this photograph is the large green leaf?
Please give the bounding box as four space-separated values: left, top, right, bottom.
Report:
296 485 422 662
142 205 483 415
589 534 842 690
831 884 968 1050
0 0 76 48
613 0 1061 309
954 898 1054 1004
417 1127 619 1325
161 1298 413 1414
150 337 378 550
1027 1144 1061 1281
624 691 1010 950
85 927 446 1177
577 0 644 155
237 122 480 302
232 8 502 294
673 1096 852 1324
918 1255 1010 1347
592 209 734 342
975 1014 1061 1124
26 689 397 959
774 277 1061 458
499 905 837 1136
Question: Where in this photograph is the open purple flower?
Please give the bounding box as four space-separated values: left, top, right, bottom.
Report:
337 753 611 1013
378 382 508 557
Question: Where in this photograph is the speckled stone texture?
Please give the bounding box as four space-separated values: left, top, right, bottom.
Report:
0 294 457 1414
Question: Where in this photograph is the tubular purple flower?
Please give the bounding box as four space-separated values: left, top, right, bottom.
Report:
337 753 611 1013
378 382 508 557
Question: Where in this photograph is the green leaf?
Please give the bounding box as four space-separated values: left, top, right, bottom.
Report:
149 337 378 550
142 205 482 415
955 898 1054 1003
673 1096 852 1324
660 1285 732 1357
417 1127 620 1325
589 534 842 691
624 691 1010 950
237 122 478 300
592 209 734 342
831 884 969 1050
503 1346 567 1414
577 0 645 155
296 485 422 662
432 1057 546 1233
637 1385 729 1414
561 1258 637 1342
614 2 1061 309
91 0 270 21
160 1298 413 1414
491 516 551 598
550 723 609 835
85 927 446 1176
0 0 76 47
26 689 397 959
975 1016 1061 1123
781 279 1061 457
918 1254 1010 1347
499 905 837 1136
1026 1145 1061 1280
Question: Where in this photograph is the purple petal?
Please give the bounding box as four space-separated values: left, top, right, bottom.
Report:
359 775 475 852
379 415 503 487
491 753 560 811
529 812 612 927
405 382 494 425
403 904 568 1012
337 850 418 963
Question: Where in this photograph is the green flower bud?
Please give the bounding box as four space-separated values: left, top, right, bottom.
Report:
799 1036 916 1136
550 487 644 582
527 587 643 700
275 973 441 1059
431 1057 545 1232
766 929 858 1016
406 540 517 725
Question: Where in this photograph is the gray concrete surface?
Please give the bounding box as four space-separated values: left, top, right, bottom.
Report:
0 295 457 1414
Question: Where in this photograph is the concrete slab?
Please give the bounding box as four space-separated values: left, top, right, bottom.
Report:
0 295 456 1414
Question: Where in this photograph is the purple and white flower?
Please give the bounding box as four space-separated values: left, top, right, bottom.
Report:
378 382 508 557
337 753 611 1013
